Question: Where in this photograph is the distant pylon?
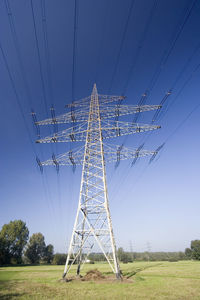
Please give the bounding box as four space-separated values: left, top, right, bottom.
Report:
36 84 161 279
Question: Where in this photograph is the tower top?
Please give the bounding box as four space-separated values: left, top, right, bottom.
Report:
92 83 97 95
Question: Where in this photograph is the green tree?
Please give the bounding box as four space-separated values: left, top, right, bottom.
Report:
24 233 46 264
117 248 132 263
117 247 124 261
43 244 54 263
178 251 186 260
191 240 200 260
185 247 192 259
0 220 29 264
0 235 9 265
52 253 67 265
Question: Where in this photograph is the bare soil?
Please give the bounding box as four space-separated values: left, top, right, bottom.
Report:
82 269 105 281
63 269 133 283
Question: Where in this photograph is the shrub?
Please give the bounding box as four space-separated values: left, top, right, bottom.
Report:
52 253 67 265
168 258 179 262
89 260 95 264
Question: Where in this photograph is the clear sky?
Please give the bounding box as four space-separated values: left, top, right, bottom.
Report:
0 0 200 253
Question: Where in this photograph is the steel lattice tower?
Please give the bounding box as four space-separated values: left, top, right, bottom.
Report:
36 84 161 279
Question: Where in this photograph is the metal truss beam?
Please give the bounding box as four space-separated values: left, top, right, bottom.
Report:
36 104 161 126
41 142 155 166
36 121 160 143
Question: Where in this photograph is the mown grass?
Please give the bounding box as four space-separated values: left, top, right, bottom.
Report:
0 261 200 299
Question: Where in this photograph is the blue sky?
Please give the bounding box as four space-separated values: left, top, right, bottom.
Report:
0 0 200 253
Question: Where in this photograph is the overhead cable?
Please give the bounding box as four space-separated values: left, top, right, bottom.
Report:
108 0 136 94
122 0 158 95
30 0 49 117
147 0 197 93
72 0 78 102
4 0 33 108
0 41 37 155
40 0 54 107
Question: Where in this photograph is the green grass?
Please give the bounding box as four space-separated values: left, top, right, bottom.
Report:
0 261 200 299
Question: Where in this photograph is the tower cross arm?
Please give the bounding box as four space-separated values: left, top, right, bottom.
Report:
65 96 91 108
36 104 160 126
36 108 89 126
103 143 155 163
101 120 161 139
36 120 160 143
41 145 85 166
99 104 161 119
98 94 125 104
36 121 88 143
39 143 156 166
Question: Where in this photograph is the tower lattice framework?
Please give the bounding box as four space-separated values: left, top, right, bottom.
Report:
36 84 161 279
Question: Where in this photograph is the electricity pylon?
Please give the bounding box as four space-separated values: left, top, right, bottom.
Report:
36 84 161 279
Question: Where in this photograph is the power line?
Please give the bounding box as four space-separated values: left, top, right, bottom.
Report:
39 169 58 235
4 0 33 108
124 91 200 195
125 0 197 136
72 0 78 102
140 59 200 147
4 0 59 231
147 0 197 94
108 0 158 179
40 0 58 142
171 41 200 90
30 0 58 161
122 0 158 96
110 56 200 199
94 1 110 84
107 0 158 176
0 40 36 155
40 0 54 106
103 0 198 201
108 0 136 94
160 0 197 68
40 0 66 230
138 59 200 149
4 0 41 140
137 45 200 146
160 61 200 122
30 0 49 117
4 0 42 140
148 38 200 126
0 38 57 229
165 101 200 144
121 0 197 144
121 0 199 154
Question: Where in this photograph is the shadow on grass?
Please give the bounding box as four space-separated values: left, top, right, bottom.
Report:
0 281 26 299
0 293 26 299
122 263 163 279
0 264 51 268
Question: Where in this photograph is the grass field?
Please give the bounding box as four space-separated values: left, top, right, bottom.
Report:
0 261 200 299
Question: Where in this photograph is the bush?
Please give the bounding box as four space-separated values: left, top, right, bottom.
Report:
89 260 95 264
168 258 179 262
52 253 67 265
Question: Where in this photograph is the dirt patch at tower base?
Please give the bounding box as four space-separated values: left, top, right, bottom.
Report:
62 269 133 283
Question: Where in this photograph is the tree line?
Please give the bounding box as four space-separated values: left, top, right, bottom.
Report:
0 220 53 265
0 220 200 265
89 243 200 263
